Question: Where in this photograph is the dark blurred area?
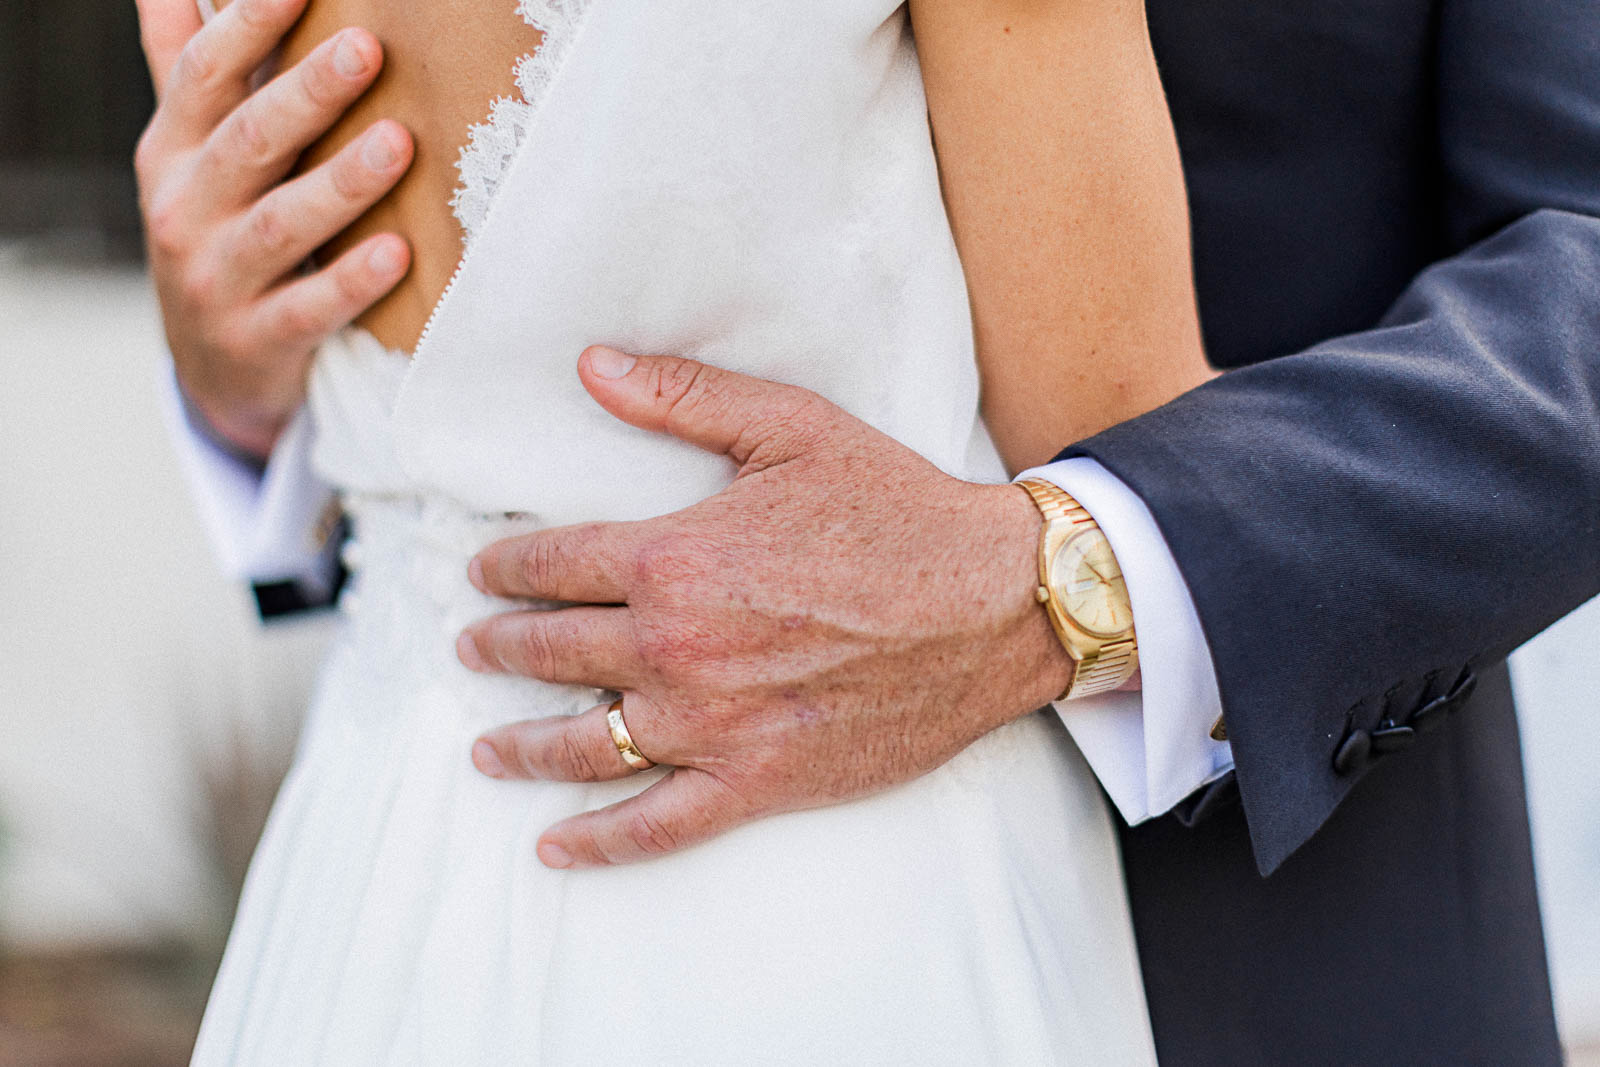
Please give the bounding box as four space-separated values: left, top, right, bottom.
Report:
0 0 153 262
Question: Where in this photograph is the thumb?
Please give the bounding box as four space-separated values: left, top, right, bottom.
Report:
135 0 205 98
577 346 827 468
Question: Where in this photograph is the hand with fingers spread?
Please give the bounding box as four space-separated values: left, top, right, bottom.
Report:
460 347 1080 870
133 0 413 459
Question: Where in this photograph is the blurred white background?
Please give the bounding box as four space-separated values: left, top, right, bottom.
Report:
1 248 336 1063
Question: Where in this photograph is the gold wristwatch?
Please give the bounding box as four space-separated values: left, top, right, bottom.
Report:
1017 478 1140 700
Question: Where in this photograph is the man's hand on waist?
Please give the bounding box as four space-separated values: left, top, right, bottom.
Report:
460 346 1077 869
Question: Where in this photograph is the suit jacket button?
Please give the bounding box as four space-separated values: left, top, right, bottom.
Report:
1371 723 1416 754
1333 729 1372 775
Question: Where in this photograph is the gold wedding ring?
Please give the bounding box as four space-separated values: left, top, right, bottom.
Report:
606 698 655 771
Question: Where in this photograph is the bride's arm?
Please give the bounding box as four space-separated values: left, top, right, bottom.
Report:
910 0 1212 474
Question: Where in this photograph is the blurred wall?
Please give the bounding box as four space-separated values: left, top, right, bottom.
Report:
0 249 334 1064
0 250 333 956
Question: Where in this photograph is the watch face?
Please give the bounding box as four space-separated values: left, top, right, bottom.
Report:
1049 528 1133 640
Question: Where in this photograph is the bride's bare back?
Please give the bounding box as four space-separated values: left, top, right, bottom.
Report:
209 0 1208 466
245 0 542 352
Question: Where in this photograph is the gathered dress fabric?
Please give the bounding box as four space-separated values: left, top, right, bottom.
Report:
191 2 1156 1062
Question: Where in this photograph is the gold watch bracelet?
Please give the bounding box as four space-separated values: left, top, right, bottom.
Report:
1017 479 1140 701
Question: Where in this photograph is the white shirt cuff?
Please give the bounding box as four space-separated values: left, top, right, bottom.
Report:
1018 457 1234 825
157 363 338 591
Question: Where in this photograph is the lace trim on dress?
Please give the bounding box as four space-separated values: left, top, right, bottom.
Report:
450 0 590 244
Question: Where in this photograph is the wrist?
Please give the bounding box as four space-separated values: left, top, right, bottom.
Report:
175 375 290 465
1013 477 1141 701
978 482 1080 714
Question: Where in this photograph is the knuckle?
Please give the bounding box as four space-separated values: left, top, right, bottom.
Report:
750 388 830 467
631 532 700 591
298 49 345 111
328 151 373 204
233 0 266 27
660 357 709 398
519 538 566 595
634 624 677 673
225 108 277 170
656 360 715 418
133 126 167 188
272 299 325 345
176 36 219 89
705 772 758 820
178 265 221 312
734 752 785 799
636 619 716 680
768 386 825 435
624 811 679 856
556 733 604 782
765 399 825 451
142 191 188 260
235 0 285 31
248 202 294 256
786 387 830 428
331 257 372 306
587 836 624 867
515 623 558 678
207 320 254 363
189 304 257 363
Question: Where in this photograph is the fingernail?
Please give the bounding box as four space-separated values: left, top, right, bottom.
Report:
362 128 399 171
538 842 575 869
367 238 405 276
587 347 637 380
456 631 487 671
333 33 369 78
472 740 506 778
468 557 487 593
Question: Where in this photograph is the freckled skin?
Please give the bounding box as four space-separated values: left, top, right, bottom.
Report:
467 355 1083 866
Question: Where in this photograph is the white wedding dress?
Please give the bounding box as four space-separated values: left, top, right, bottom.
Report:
192 1 1156 1062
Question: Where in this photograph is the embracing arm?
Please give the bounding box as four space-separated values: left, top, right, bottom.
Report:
910 0 1211 472
911 0 1232 819
158 362 339 598
1065 0 1600 874
134 0 413 601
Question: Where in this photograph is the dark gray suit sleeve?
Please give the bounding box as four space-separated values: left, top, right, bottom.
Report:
1062 0 1600 875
